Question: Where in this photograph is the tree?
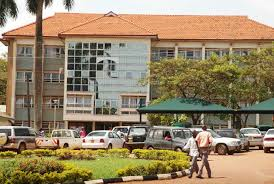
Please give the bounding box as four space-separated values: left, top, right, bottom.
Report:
0 0 18 27
147 56 241 125
0 54 7 104
230 48 274 127
26 0 74 130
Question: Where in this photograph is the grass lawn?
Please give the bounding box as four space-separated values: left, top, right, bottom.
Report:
0 157 153 180
63 157 152 179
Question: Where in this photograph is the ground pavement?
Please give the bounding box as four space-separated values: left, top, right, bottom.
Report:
117 149 274 184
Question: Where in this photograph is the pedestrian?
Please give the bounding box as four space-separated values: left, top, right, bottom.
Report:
80 127 87 138
195 125 213 179
164 131 172 141
183 130 199 178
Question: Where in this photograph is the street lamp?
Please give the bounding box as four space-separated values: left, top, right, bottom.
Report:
52 99 59 130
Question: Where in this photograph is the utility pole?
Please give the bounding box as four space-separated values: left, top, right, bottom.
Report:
27 75 31 127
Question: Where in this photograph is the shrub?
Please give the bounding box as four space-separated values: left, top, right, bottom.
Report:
117 160 189 177
56 149 95 160
108 149 130 158
21 150 35 157
33 149 55 157
0 151 17 158
55 149 73 160
132 149 188 161
61 167 93 183
94 149 107 157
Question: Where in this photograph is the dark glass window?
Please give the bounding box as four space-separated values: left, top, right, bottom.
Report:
75 57 81 63
75 42 82 49
90 57 96 63
14 128 30 136
67 78 73 84
75 71 81 77
68 64 74 70
89 71 96 78
90 64 96 70
68 57 74 63
75 64 81 70
90 43 97 49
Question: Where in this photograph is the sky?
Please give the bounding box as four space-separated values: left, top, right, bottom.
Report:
0 0 274 55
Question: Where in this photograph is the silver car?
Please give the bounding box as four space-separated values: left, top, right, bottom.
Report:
0 126 37 153
240 128 263 150
144 126 192 152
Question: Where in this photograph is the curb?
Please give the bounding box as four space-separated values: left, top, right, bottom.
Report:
85 170 189 184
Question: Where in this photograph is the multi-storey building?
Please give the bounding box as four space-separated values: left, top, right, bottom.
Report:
1 12 274 132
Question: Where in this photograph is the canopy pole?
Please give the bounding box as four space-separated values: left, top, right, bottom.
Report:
139 113 142 124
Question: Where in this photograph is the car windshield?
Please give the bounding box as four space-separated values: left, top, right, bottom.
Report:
113 128 128 134
207 129 222 138
129 127 146 136
266 130 274 135
172 129 185 139
87 132 106 137
217 131 236 138
242 129 260 134
258 126 272 132
0 129 11 136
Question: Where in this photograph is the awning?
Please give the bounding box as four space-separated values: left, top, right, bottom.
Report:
137 98 233 114
237 98 274 114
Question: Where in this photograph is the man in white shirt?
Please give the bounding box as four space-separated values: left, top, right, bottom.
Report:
183 130 199 178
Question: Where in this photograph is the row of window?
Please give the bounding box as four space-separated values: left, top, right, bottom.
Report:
68 42 126 50
16 72 64 83
17 46 64 58
151 48 254 61
16 96 63 109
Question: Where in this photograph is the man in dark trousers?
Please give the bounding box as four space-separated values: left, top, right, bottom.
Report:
195 125 213 178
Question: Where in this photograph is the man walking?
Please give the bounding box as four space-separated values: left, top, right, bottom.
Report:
195 125 213 179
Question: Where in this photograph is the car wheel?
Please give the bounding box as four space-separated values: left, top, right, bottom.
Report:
175 147 183 152
259 146 263 150
217 144 227 155
147 146 154 150
264 147 270 153
63 143 69 148
228 151 234 155
18 143 26 154
107 144 112 150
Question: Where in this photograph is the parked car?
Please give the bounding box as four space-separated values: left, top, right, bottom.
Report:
216 129 249 152
82 130 124 149
112 126 130 138
190 128 241 155
144 126 192 152
0 126 36 153
240 128 263 150
36 129 82 149
124 125 150 151
255 125 273 136
263 129 274 153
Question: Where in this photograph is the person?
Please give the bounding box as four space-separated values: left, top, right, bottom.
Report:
80 127 87 138
164 131 172 141
183 130 199 178
38 128 45 137
195 125 213 179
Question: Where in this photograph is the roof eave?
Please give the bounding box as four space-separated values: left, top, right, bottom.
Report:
58 33 158 39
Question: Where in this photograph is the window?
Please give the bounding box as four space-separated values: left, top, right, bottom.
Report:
153 130 163 139
66 95 92 108
0 129 12 136
232 48 253 56
205 48 229 59
16 71 32 82
16 96 33 108
151 48 175 61
14 128 30 136
121 96 146 108
43 97 63 109
178 48 202 60
140 72 146 79
42 122 64 133
95 99 118 115
119 43 126 48
44 73 64 83
45 46 65 58
126 72 133 79
17 46 33 57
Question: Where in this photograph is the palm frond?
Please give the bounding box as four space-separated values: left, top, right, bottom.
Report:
63 0 74 11
44 0 53 8
0 0 18 27
26 0 38 14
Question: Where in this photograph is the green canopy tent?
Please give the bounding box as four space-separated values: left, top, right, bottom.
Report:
136 97 234 123
237 98 274 114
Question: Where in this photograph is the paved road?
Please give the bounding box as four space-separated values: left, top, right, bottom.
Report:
117 149 274 184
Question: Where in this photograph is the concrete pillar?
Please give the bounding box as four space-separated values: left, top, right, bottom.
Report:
119 122 123 126
64 121 69 129
228 120 232 129
201 114 205 125
174 44 179 59
202 44 206 60
92 121 96 131
256 114 260 126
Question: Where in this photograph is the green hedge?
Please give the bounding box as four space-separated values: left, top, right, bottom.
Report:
107 149 129 158
0 151 17 158
117 149 190 177
132 149 189 161
0 158 92 184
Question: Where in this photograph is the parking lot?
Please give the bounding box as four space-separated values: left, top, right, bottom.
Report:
120 149 274 184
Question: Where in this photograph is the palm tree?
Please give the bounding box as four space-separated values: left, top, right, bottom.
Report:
0 0 18 27
26 0 74 130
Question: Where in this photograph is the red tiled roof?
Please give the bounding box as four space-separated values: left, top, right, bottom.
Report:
3 12 274 40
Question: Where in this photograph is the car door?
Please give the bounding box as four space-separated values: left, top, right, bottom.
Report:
72 131 82 149
161 130 172 150
152 129 164 149
108 132 115 147
28 128 37 149
113 132 124 148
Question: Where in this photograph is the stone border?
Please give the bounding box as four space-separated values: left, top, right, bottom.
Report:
85 170 189 184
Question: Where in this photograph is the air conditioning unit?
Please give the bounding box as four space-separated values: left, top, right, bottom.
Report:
110 71 118 78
